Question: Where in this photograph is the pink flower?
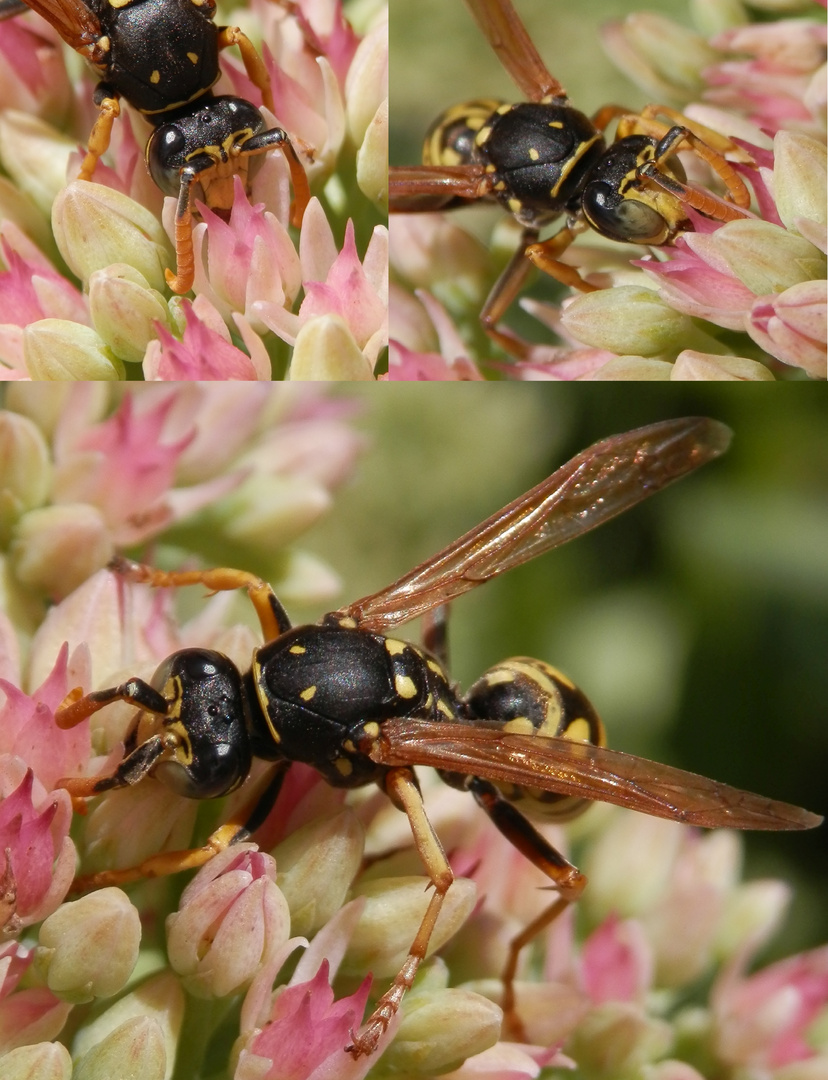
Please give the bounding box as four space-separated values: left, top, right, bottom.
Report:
713 946 828 1069
0 643 90 791
190 180 302 323
167 845 291 998
0 759 75 934
144 300 271 380
236 961 372 1080
0 941 71 1053
635 231 758 331
580 914 653 1005
257 207 388 374
746 281 827 378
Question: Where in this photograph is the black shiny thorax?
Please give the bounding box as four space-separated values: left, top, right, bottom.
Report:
474 100 606 227
89 0 220 115
248 622 460 788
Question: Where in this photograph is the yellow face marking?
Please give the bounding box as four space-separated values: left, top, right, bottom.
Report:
563 716 593 744
384 638 407 656
187 52 199 65
395 674 418 700
289 644 306 654
363 722 380 739
334 758 353 777
503 716 535 736
528 148 539 161
300 685 317 702
150 71 161 84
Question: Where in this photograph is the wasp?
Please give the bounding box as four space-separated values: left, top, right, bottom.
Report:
0 0 310 294
390 0 756 357
54 418 821 1057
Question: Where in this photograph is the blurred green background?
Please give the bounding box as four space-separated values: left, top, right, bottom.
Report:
296 385 828 956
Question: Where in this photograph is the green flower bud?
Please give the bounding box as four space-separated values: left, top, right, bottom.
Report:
72 972 184 1078
711 219 826 295
288 315 375 380
561 287 692 356
272 809 364 937
89 264 172 365
383 987 501 1074
0 176 58 260
343 875 476 978
35 888 141 1003
569 1001 674 1076
0 1042 72 1080
0 112 75 217
590 356 674 380
672 351 775 380
346 18 387 147
690 0 750 36
357 99 388 208
0 411 51 543
772 131 827 233
73 1017 167 1080
6 384 108 437
219 473 333 550
714 879 792 961
52 181 172 292
11 503 112 598
23 320 125 380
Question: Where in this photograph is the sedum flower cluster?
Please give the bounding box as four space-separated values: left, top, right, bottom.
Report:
0 0 388 380
389 0 826 380
0 384 825 1079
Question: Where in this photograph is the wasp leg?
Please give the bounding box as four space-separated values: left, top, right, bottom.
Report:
524 220 600 296
243 127 311 228
70 763 289 893
468 777 586 1041
109 556 292 642
617 106 753 213
79 94 120 181
218 25 275 114
347 767 454 1058
164 164 199 294
477 227 541 358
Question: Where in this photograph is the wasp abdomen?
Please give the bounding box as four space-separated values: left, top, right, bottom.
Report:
457 657 606 819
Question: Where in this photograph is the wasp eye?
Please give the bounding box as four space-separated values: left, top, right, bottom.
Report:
582 182 669 244
147 125 188 195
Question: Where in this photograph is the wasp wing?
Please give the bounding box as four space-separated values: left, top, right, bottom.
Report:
390 164 490 213
342 418 731 633
463 0 567 101
18 0 103 55
369 719 822 831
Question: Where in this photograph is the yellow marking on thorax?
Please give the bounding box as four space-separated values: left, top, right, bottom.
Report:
289 644 306 654
300 685 317 702
395 674 418 700
384 638 407 656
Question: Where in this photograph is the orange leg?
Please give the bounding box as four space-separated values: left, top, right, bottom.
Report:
78 96 120 181
108 557 292 642
346 767 454 1057
218 26 275 115
469 778 586 1041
